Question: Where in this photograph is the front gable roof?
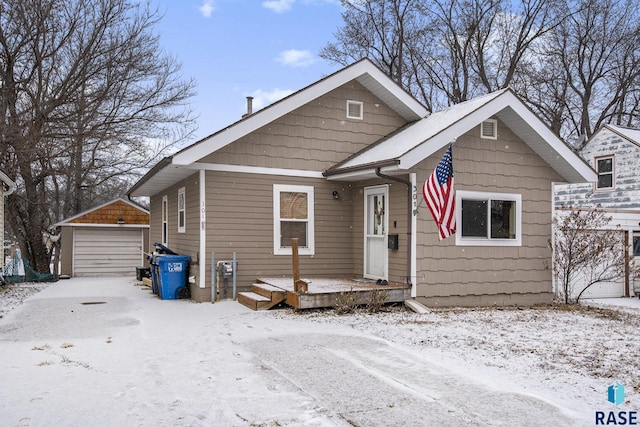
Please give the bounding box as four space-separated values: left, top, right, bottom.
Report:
128 59 428 197
55 198 149 227
325 89 597 184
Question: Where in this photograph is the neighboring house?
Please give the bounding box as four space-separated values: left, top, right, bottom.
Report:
555 124 640 298
0 170 16 270
55 198 149 277
128 59 595 307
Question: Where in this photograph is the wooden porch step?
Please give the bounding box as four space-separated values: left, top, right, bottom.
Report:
237 283 287 311
238 292 271 311
252 283 286 301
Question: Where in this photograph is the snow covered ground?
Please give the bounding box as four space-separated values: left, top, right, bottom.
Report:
0 277 638 426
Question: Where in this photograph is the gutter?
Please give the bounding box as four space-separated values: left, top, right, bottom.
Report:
0 171 16 196
375 168 413 287
126 156 173 197
323 159 400 178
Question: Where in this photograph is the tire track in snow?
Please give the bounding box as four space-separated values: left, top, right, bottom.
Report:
245 332 585 426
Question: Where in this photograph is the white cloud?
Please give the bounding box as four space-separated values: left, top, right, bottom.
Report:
247 88 295 111
262 0 295 13
275 49 317 68
199 1 215 18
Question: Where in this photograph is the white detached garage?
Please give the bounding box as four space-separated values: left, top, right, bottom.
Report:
56 198 149 277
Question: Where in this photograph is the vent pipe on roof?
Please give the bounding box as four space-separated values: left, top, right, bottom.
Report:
242 96 254 118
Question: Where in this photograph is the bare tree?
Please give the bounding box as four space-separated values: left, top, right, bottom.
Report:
324 0 640 141
321 0 428 105
551 207 628 304
0 0 196 273
526 0 640 141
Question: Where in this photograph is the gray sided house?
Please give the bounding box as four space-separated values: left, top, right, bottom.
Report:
555 124 640 298
0 170 16 270
128 59 595 307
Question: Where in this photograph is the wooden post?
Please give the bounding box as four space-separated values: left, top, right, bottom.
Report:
292 238 300 286
291 238 308 293
624 230 630 297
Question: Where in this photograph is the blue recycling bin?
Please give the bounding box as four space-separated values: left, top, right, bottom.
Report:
150 260 159 294
156 255 190 300
148 253 164 295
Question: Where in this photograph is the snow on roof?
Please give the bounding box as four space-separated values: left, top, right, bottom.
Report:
128 59 428 197
326 89 597 184
603 124 640 147
330 90 507 172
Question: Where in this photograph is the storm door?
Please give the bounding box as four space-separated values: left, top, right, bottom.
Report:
364 185 388 280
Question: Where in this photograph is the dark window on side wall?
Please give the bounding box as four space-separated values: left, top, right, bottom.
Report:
596 156 614 189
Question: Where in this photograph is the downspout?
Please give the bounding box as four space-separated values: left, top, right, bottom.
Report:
199 169 206 290
375 168 413 287
0 171 16 196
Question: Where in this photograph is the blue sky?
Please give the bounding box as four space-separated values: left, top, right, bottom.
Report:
153 0 345 144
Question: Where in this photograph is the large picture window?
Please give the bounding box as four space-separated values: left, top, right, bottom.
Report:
456 191 522 246
595 156 614 190
273 184 315 255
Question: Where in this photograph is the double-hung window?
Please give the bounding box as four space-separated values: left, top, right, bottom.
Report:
273 184 315 255
595 156 614 190
161 195 168 246
456 190 522 246
177 187 186 233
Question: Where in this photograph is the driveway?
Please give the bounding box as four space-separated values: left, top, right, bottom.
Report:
0 277 587 426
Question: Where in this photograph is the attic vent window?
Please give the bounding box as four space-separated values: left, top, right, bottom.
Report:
481 119 497 139
346 100 363 120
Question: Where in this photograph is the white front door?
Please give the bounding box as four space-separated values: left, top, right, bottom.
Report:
364 185 388 280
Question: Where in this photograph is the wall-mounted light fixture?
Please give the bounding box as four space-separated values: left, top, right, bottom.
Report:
332 191 339 200
118 217 125 224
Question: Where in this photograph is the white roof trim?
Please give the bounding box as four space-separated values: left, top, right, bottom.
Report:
328 89 597 184
172 59 427 166
57 223 149 229
600 124 640 148
185 162 325 178
55 197 149 226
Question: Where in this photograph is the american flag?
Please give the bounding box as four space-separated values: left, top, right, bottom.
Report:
423 145 456 240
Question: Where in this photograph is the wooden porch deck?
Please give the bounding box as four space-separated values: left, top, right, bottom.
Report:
237 277 411 310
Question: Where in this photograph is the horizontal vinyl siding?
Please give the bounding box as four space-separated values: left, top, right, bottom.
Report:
204 171 355 294
414 119 562 304
201 81 407 171
555 128 640 209
150 173 200 258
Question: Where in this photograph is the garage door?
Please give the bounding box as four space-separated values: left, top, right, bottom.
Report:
570 269 626 300
575 279 625 299
74 227 143 277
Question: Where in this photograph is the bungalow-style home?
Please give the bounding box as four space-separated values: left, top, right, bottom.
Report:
0 170 16 271
128 59 596 307
55 198 149 277
554 124 640 298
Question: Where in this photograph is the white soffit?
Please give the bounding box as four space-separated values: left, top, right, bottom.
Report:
128 165 195 197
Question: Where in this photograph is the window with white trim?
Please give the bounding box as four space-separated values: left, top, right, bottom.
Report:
161 195 168 245
273 184 315 255
346 100 363 120
178 187 186 233
481 119 497 139
456 190 522 246
595 155 614 190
